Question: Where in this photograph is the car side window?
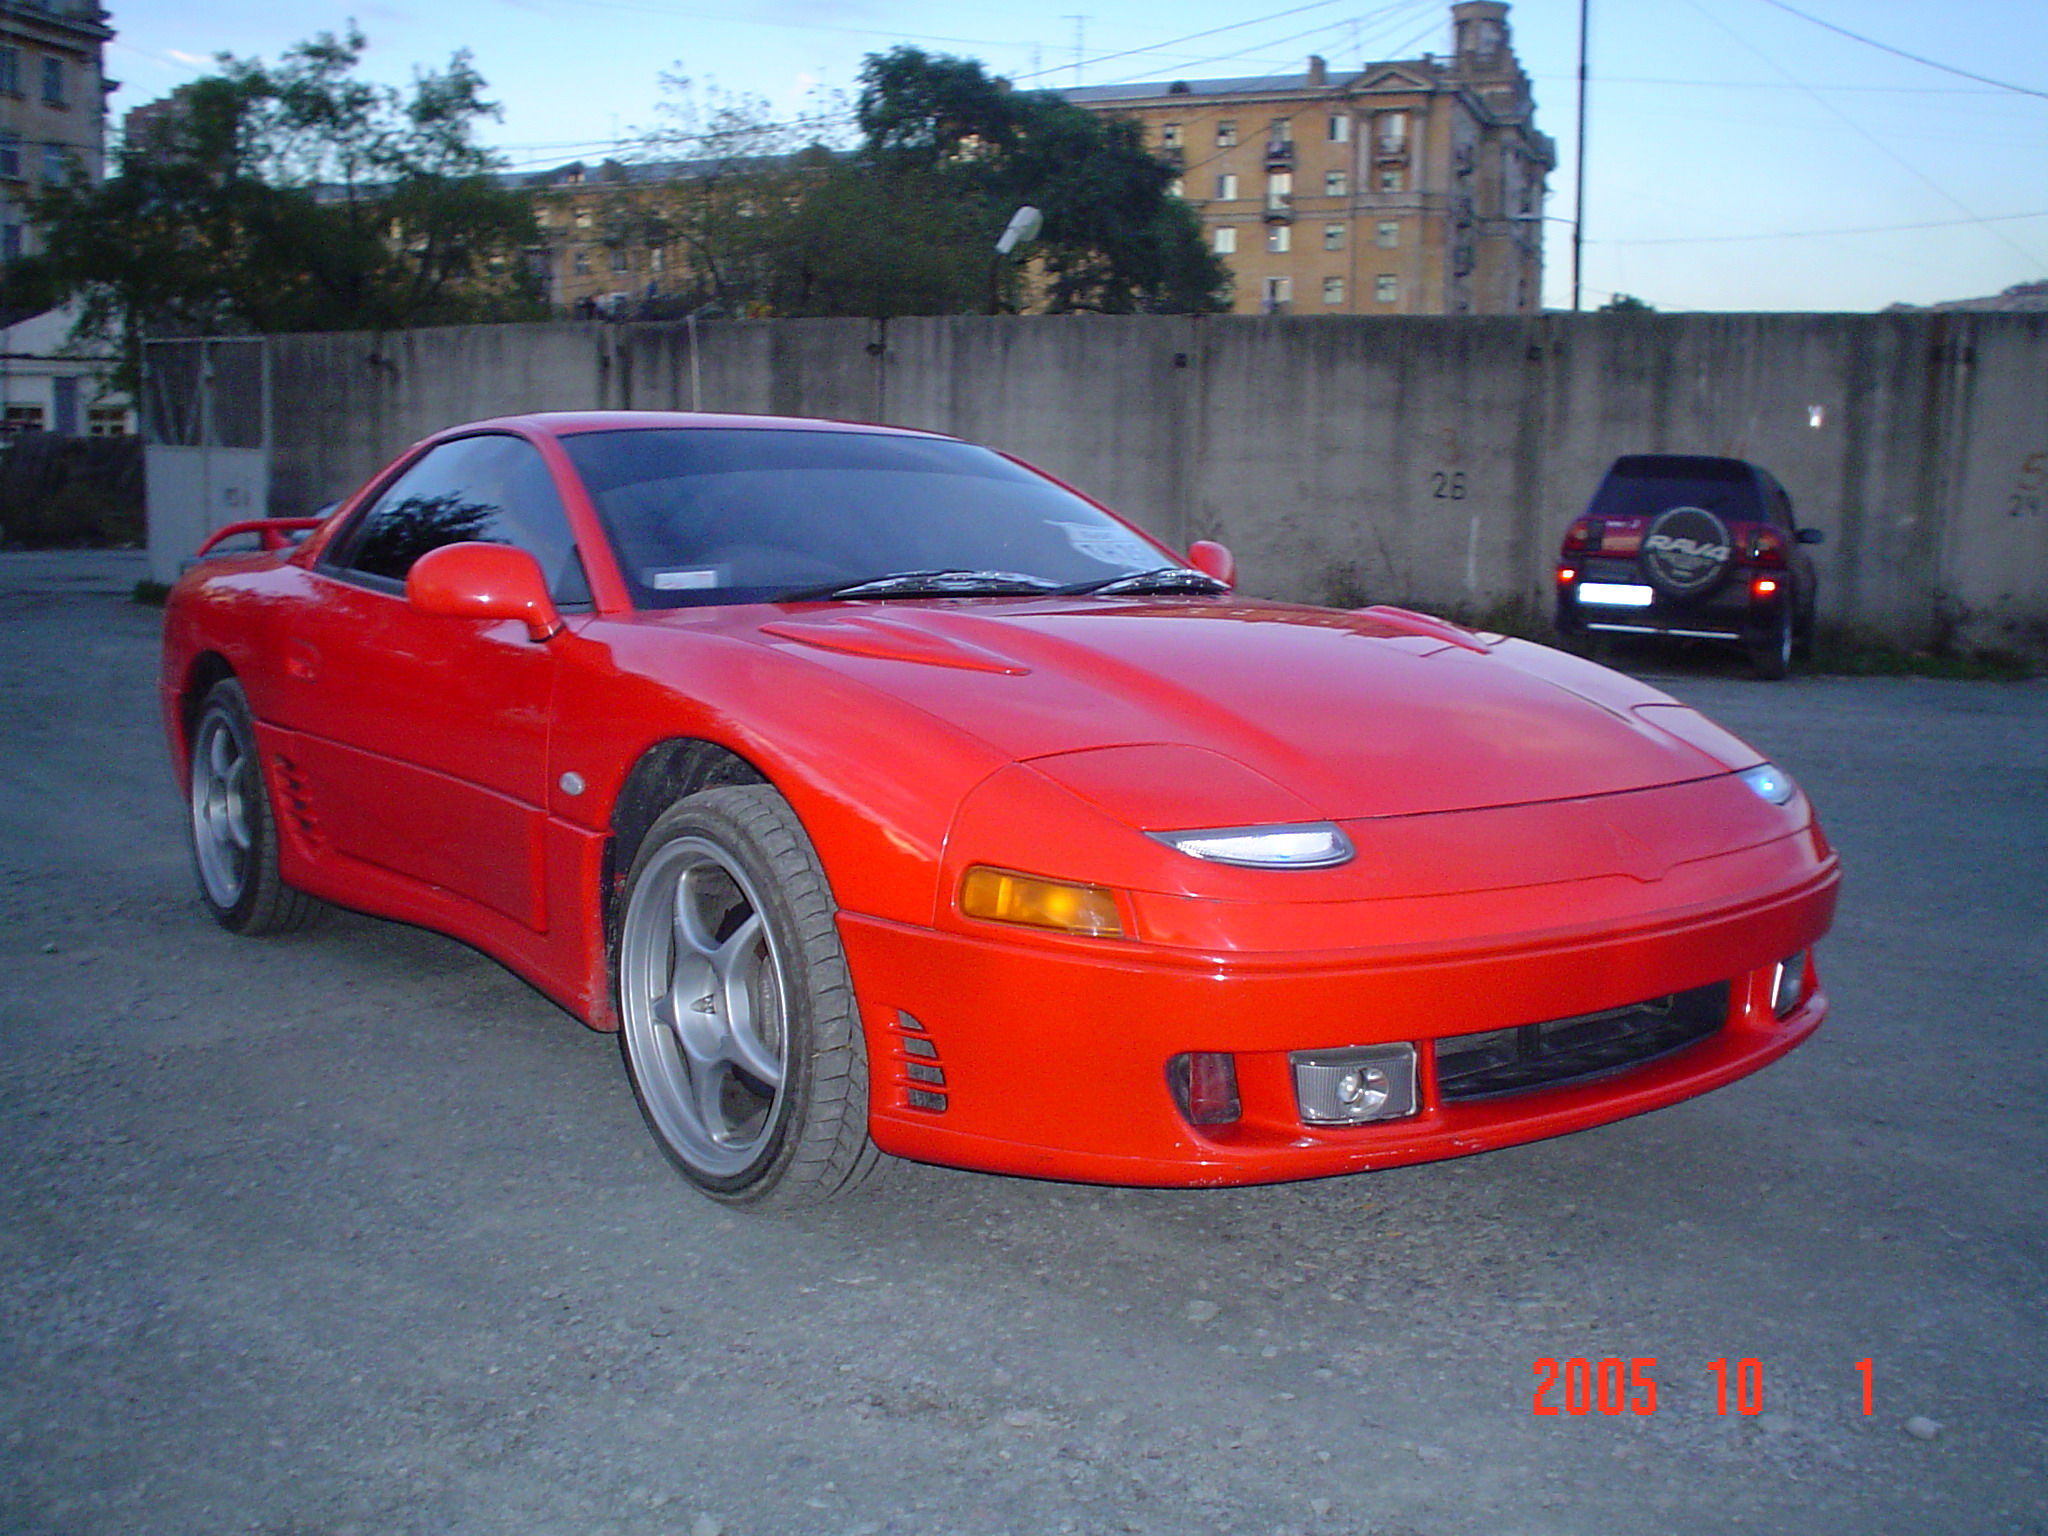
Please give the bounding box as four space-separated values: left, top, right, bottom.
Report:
331 434 590 607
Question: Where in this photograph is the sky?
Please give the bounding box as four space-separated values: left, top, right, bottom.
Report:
106 0 2048 312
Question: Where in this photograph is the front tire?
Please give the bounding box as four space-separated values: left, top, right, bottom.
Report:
615 784 880 1207
187 678 325 935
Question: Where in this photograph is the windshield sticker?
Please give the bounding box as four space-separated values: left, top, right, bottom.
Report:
647 567 723 591
1053 520 1157 567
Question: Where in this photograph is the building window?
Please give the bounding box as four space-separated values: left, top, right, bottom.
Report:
1325 169 1348 197
1213 226 1237 255
40 56 63 107
1262 276 1292 310
1215 172 1238 200
1378 168 1404 193
1268 116 1292 144
87 406 128 437
1216 119 1237 148
650 246 665 273
1168 177 1184 199
1323 223 1344 250
0 224 20 262
1265 171 1291 206
1323 276 1345 305
1375 111 1407 151
41 144 65 182
0 49 19 96
1328 114 1350 143
1377 219 1400 248
1161 123 1182 148
572 249 590 275
0 135 19 181
573 207 592 230
1266 223 1290 254
4 403 45 432
1375 273 1399 304
609 248 629 274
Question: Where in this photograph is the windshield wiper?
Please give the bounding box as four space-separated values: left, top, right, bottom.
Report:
797 569 1065 601
1057 566 1231 597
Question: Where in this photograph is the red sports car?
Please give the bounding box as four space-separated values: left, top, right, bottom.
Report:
162 413 1839 1206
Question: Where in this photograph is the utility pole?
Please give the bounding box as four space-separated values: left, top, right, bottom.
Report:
1572 0 1589 311
1064 15 1087 87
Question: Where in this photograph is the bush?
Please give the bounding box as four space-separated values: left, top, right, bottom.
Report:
0 433 144 546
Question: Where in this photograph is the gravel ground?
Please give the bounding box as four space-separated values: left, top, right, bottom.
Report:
3 550 2044 1536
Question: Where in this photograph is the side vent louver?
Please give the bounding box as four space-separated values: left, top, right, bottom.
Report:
271 754 325 851
888 1010 947 1113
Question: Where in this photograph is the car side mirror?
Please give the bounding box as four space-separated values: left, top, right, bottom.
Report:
1796 527 1826 545
1186 539 1237 587
407 542 564 642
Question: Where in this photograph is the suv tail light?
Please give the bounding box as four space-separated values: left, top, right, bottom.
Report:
1563 517 1605 553
1743 526 1787 566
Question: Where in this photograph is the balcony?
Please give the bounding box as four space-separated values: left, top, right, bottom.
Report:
1373 138 1409 163
1262 195 1294 223
1263 139 1294 169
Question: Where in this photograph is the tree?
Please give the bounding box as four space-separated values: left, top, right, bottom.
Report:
854 47 1230 315
29 28 541 369
1601 293 1655 312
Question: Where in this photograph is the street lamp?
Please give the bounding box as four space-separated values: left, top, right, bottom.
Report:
990 205 1044 314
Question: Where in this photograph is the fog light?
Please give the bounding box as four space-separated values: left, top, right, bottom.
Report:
1167 1052 1241 1126
1291 1043 1418 1125
1773 952 1808 1017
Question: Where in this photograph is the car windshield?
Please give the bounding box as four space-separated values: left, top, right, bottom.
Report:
559 427 1174 608
1586 456 1764 523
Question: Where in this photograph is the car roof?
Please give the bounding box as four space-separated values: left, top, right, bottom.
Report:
445 411 959 442
1605 454 1759 482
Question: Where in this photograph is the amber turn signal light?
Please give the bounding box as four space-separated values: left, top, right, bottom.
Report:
960 866 1126 938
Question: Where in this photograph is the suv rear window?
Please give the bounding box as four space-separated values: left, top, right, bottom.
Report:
1587 456 1763 523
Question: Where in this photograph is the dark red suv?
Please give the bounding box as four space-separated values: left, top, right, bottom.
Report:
1554 455 1825 679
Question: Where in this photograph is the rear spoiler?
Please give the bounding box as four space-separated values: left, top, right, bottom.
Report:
192 517 328 558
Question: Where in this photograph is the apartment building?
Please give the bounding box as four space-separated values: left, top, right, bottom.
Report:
1067 1 1553 315
0 0 110 265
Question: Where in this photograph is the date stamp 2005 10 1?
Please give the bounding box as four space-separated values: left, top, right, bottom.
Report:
1533 1357 1878 1418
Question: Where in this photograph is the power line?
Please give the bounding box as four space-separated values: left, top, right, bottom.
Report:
1009 0 1352 83
1747 0 2048 101
1679 0 2045 271
1605 208 2048 245
1532 72 2018 97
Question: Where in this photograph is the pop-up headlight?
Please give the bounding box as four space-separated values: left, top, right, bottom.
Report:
1149 822 1353 869
1738 764 1796 805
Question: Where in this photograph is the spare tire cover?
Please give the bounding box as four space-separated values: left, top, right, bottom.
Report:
1640 505 1733 597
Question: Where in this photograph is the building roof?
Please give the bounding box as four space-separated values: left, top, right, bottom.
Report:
1062 72 1371 104
1886 280 2048 314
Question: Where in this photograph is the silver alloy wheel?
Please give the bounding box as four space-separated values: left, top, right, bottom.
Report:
619 836 789 1177
190 709 255 909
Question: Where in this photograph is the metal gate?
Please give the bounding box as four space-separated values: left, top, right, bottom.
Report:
142 338 271 582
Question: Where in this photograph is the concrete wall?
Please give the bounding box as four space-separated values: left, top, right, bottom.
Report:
263 311 2048 655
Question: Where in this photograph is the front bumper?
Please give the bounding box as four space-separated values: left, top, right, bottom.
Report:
843 831 1838 1186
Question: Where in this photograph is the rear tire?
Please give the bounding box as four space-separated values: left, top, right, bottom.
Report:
615 784 881 1208
1749 605 1793 680
187 678 326 935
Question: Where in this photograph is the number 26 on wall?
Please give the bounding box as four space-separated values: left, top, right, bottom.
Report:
1430 470 1468 500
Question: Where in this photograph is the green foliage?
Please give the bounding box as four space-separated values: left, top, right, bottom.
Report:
854 47 1231 316
1600 293 1655 312
29 28 542 368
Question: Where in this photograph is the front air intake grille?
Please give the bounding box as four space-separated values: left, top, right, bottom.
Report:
1434 982 1729 1102
887 1010 947 1113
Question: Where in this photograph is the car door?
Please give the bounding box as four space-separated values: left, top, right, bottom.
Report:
277 433 591 932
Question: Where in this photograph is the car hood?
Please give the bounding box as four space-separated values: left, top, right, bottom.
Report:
737 598 1758 821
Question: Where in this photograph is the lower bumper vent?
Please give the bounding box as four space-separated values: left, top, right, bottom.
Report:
1435 982 1729 1101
